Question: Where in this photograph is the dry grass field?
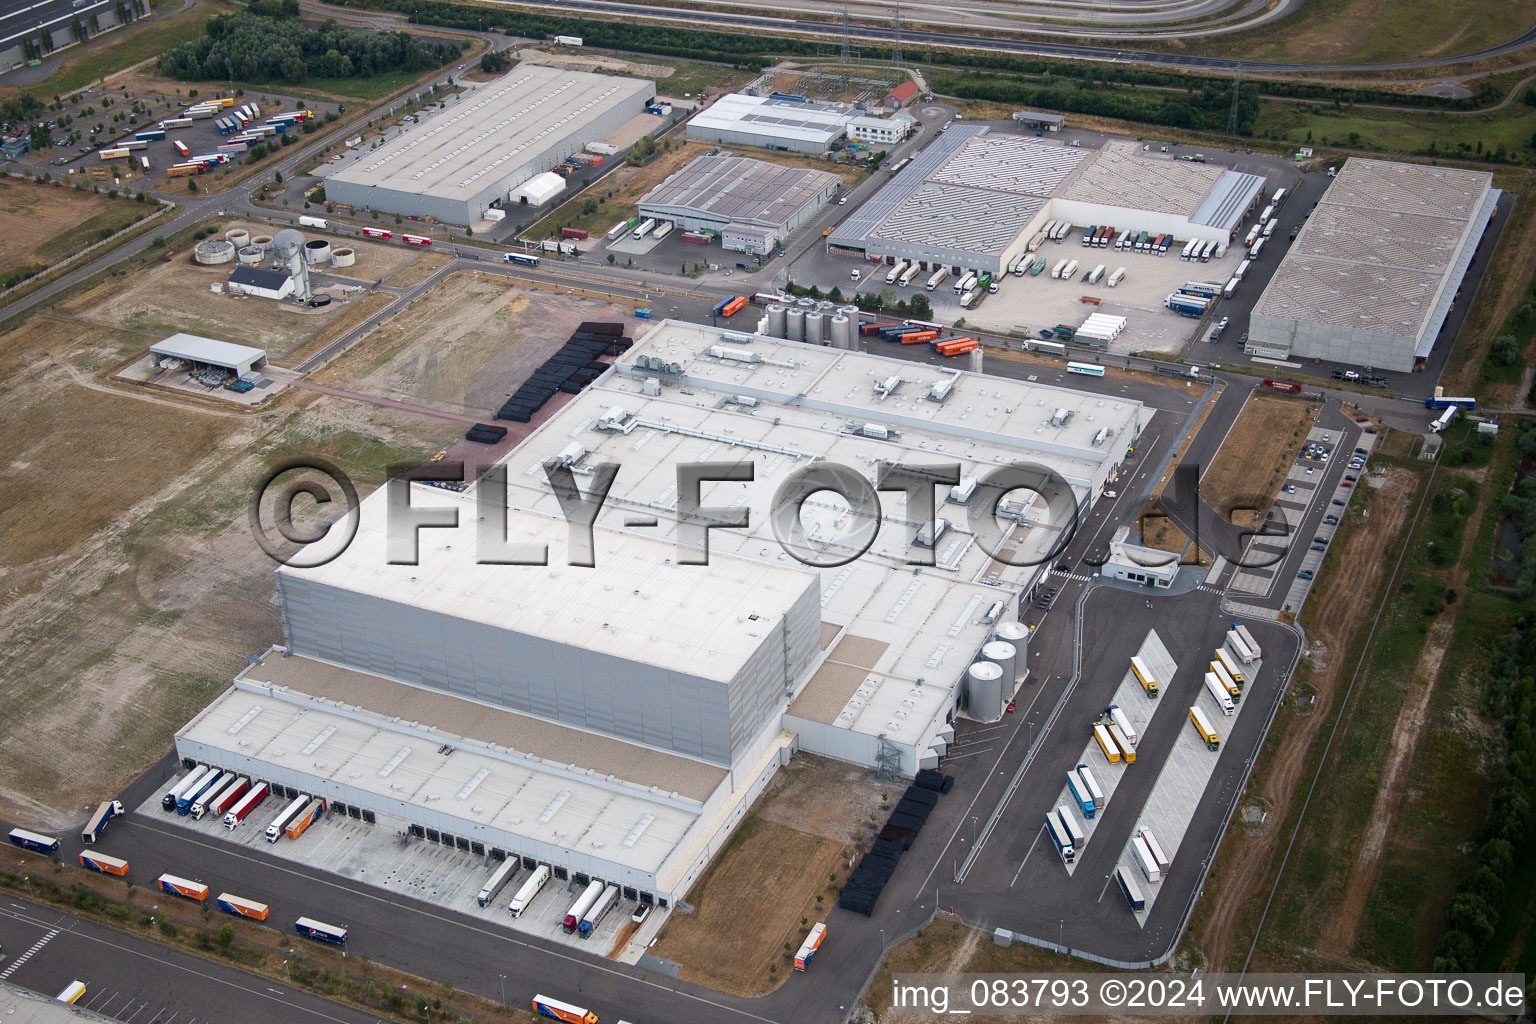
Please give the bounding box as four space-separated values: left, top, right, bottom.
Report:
1201 393 1320 525
0 178 155 277
649 756 893 996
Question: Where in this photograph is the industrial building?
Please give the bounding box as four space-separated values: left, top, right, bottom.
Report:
686 93 910 153
174 320 1143 906
1246 158 1498 372
323 64 654 224
148 333 268 376
637 153 839 252
226 266 295 300
830 129 1264 277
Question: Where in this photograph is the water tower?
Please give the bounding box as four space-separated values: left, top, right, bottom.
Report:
271 228 313 302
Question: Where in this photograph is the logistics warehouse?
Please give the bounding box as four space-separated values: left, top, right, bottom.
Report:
172 321 1144 906
322 64 654 224
830 128 1264 277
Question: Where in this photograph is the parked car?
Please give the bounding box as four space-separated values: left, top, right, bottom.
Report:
1324 515 1338 525
1298 569 1314 580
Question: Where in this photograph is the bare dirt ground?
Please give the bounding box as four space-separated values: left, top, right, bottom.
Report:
1191 465 1423 972
513 47 676 81
312 272 640 418
380 250 452 289
1201 393 1320 525
0 178 145 275
649 755 893 996
1443 176 1536 404
51 240 377 363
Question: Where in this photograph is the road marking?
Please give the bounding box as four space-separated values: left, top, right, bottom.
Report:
1010 826 1043 888
0 927 58 979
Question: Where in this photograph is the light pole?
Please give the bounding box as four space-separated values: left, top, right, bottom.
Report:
499 974 506 1006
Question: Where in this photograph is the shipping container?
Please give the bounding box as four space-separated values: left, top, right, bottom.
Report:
1130 655 1159 698
578 883 619 937
265 794 309 842
1215 647 1246 684
1093 723 1120 763
1204 672 1236 716
1025 231 1045 254
477 857 520 907
1132 835 1162 883
157 873 209 902
1108 705 1138 746
81 800 125 844
1115 866 1145 911
531 995 598 1024
509 864 551 916
1210 661 1242 700
79 850 129 876
284 797 326 839
651 221 673 241
223 782 269 828
562 880 606 933
1108 723 1137 762
561 227 590 241
1045 810 1075 865
1086 264 1105 285
1065 772 1095 819
794 922 827 970
217 893 270 921
295 917 348 944
1139 828 1171 871
1189 706 1221 750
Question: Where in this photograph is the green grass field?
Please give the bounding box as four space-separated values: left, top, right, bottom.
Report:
33 199 156 264
1254 99 1536 164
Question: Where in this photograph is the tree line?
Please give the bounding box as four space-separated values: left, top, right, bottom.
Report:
157 10 461 84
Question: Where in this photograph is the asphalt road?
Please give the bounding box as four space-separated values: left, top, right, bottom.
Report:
0 893 385 1024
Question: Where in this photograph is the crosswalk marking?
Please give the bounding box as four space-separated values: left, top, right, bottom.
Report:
0 928 58 980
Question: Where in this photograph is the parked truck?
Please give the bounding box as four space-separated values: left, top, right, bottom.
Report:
1210 661 1242 701
284 797 325 839
1108 723 1137 762
193 775 245 820
1108 705 1138 746
1049 259 1068 280
1046 809 1075 865
885 260 908 285
926 267 949 290
1132 835 1162 883
651 221 674 242
297 215 328 229
899 263 920 286
793 922 827 970
477 858 521 907
1093 723 1121 763
162 766 210 811
1066 771 1096 819
1226 628 1256 664
562 880 606 933
509 864 551 917
1164 293 1208 317
1116 866 1145 911
1215 647 1246 684
631 218 656 240
1204 672 1236 716
953 271 977 294
223 782 269 829
578 883 619 937
81 800 125 845
1231 622 1262 660
1139 828 1171 871
1189 706 1221 750
178 770 228 816
265 794 309 842
1086 264 1105 285
1076 765 1105 808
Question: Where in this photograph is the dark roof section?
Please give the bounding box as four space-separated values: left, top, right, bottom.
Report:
229 266 291 290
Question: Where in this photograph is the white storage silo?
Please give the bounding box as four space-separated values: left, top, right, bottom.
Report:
237 245 263 265
980 641 1017 693
224 229 250 248
805 310 825 345
829 314 852 349
786 306 805 341
767 304 788 338
966 661 1005 722
250 234 274 253
303 238 331 264
331 247 356 268
994 621 1029 677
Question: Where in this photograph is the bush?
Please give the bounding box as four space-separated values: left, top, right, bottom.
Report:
159 920 177 937
480 49 514 74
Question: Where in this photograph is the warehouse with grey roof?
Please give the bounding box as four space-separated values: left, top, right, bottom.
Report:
637 153 839 252
323 64 654 224
1246 158 1498 372
829 130 1264 276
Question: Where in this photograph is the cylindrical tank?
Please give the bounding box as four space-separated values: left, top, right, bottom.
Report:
237 245 263 264
224 228 250 248
994 621 1029 676
980 641 1017 694
830 314 852 349
785 306 805 342
303 238 331 264
767 304 787 338
250 234 274 252
966 661 1005 722
330 247 356 268
804 310 825 345
969 348 984 373
797 297 815 309
193 239 235 265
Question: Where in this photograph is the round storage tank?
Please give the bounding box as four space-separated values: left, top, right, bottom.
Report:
981 641 1018 693
767 304 788 338
237 245 263 265
967 661 1005 722
250 234 274 252
331 247 356 268
994 621 1029 673
804 310 825 345
193 239 235 265
303 239 331 264
829 314 852 349
224 229 250 248
785 306 806 342
797 297 815 310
